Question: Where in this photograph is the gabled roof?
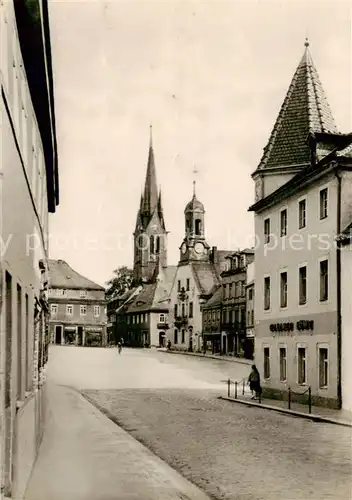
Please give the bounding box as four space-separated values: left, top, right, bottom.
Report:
191 262 220 296
48 260 104 290
203 286 223 308
255 41 337 172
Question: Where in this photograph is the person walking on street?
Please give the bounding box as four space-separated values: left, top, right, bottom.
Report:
248 365 262 400
117 341 122 355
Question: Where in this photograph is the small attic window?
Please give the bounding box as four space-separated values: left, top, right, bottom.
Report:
66 276 71 279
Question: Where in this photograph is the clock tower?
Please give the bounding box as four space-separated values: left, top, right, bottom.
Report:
179 183 210 263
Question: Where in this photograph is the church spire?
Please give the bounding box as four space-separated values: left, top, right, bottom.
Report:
142 125 158 216
256 40 338 171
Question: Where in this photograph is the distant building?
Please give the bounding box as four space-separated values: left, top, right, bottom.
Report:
245 262 255 360
48 260 107 347
202 287 222 354
0 0 59 497
220 249 255 357
248 41 352 409
166 183 231 352
109 129 176 347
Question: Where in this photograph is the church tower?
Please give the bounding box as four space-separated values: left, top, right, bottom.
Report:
133 128 168 284
179 181 210 263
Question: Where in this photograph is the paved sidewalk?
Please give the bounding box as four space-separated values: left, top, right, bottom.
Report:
158 348 252 365
220 387 352 427
24 383 211 500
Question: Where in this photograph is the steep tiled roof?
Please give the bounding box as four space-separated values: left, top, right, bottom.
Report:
48 259 104 290
191 262 220 296
153 266 177 307
257 41 338 171
127 284 158 313
203 286 223 308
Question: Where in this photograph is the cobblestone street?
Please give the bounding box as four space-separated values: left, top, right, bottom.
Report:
51 347 352 500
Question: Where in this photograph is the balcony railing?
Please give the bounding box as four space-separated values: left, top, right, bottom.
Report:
174 315 188 326
157 322 169 329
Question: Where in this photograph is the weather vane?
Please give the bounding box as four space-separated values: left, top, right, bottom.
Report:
192 165 199 196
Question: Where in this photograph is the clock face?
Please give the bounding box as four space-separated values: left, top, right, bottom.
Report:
194 242 204 254
181 243 187 254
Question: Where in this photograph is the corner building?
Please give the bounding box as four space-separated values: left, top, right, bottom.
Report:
0 1 59 497
248 41 352 409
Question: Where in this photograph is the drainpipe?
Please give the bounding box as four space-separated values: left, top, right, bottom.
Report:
334 167 342 409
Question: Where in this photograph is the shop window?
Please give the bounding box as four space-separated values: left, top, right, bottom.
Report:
279 347 287 382
298 347 307 385
319 347 328 388
264 347 270 379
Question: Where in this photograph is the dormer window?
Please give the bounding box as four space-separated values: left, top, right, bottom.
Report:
80 290 87 298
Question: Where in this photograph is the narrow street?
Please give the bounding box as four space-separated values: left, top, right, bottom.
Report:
44 346 351 500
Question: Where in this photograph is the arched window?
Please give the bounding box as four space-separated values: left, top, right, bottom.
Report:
195 219 202 236
156 236 160 254
150 235 154 254
186 219 190 235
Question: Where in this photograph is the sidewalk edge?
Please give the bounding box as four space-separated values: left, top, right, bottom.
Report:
158 350 252 365
219 396 352 427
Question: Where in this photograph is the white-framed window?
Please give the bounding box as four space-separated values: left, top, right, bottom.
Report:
264 218 271 244
319 259 329 301
66 305 73 316
318 345 329 388
279 346 287 382
280 208 287 237
298 199 306 229
280 271 288 308
297 345 307 385
80 290 87 298
51 304 58 315
264 276 270 311
264 346 270 379
298 265 307 305
159 313 165 323
80 305 87 316
136 314 140 323
319 188 328 220
94 305 100 317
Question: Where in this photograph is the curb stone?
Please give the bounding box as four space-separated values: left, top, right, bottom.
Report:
219 396 352 428
158 349 253 365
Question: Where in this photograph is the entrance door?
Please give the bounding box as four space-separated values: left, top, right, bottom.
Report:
222 334 227 354
55 325 62 344
77 326 83 346
159 332 165 347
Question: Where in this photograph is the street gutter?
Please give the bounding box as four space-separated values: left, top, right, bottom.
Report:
219 396 352 428
158 349 252 365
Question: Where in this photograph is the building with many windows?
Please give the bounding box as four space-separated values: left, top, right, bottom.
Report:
245 262 255 359
48 260 107 347
0 1 59 497
220 249 255 357
248 40 352 409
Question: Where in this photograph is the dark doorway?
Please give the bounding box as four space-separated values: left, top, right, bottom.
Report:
159 331 165 347
77 326 83 346
55 325 62 344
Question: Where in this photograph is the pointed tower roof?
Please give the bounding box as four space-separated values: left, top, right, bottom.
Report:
142 125 158 215
257 39 338 171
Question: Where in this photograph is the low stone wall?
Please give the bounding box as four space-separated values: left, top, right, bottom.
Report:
262 386 339 410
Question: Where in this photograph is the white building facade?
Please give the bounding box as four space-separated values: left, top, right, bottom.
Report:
0 1 59 497
249 41 352 409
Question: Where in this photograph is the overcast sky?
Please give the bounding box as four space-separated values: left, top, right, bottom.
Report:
47 0 351 287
